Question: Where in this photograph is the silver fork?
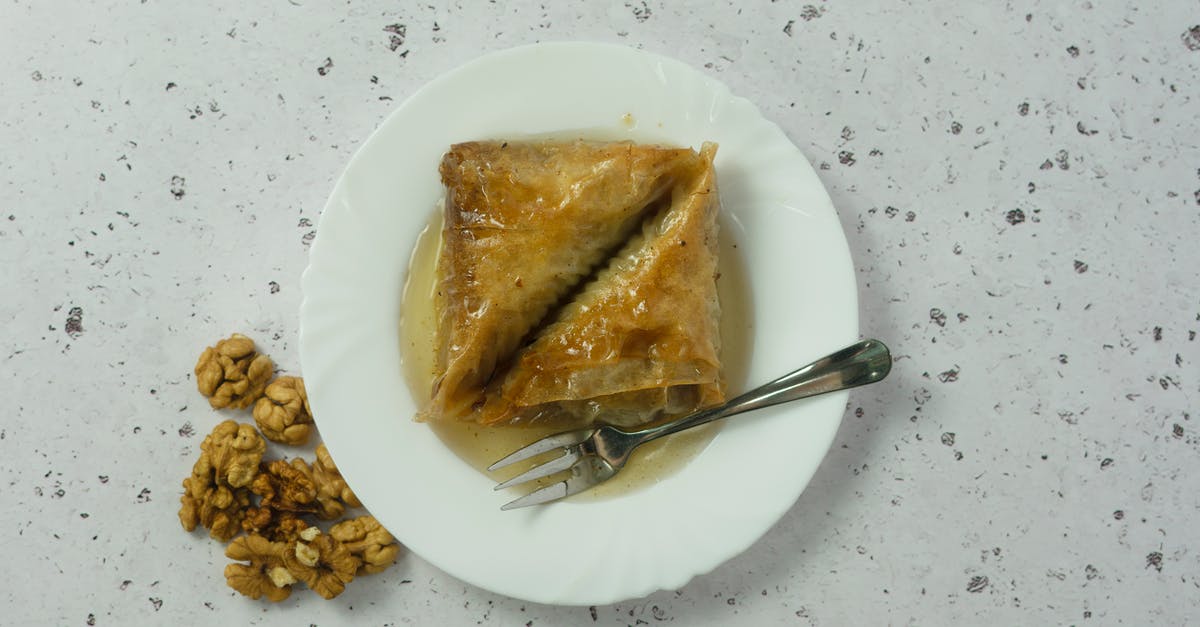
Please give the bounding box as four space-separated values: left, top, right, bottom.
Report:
488 338 892 510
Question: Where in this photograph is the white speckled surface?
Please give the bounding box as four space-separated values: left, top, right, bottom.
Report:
2 2 1198 624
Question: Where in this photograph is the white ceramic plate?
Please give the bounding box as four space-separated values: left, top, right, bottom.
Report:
299 42 857 606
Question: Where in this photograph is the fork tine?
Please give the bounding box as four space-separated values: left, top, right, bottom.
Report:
486 429 594 471
492 449 581 491
500 474 594 510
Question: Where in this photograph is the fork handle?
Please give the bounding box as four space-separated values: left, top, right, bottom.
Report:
632 339 892 444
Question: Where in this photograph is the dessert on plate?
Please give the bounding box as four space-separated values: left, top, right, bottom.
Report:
423 139 723 428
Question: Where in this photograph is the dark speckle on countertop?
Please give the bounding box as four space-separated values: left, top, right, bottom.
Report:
1183 26 1200 51
64 306 84 338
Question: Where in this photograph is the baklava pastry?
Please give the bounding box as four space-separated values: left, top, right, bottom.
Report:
425 140 703 420
477 143 724 427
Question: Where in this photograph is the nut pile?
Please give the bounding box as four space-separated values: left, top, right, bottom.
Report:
181 334 401 601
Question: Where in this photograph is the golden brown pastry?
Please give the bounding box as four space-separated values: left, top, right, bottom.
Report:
425 140 702 420
477 143 723 427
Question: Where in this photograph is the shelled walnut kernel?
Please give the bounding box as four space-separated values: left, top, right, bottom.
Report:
253 376 313 445
195 334 273 410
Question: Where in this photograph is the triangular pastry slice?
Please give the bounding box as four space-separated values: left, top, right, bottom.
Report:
477 143 723 427
426 140 702 420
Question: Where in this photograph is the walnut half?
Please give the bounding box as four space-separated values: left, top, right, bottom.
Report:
330 516 401 575
195 334 274 410
201 420 266 489
253 376 314 445
283 529 360 600
224 534 293 602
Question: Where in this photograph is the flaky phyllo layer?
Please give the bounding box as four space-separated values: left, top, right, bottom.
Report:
422 140 723 428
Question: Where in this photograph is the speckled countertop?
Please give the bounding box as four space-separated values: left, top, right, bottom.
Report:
3 2 1198 625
